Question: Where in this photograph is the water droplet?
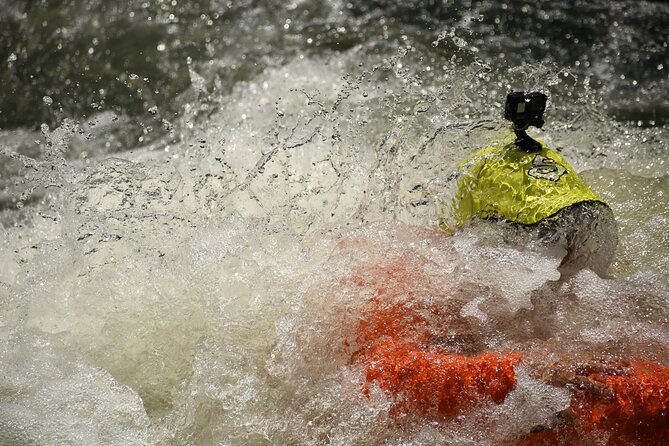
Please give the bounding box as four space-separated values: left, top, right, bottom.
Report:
157 43 167 52
43 96 53 106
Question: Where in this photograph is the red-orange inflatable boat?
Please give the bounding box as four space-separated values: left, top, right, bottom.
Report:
349 262 669 445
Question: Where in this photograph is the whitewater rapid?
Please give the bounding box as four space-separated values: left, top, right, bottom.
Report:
1 1 668 444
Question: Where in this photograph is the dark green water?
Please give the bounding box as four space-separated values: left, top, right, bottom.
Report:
2 0 667 130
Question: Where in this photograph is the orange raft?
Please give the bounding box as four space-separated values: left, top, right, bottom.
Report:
349 263 669 445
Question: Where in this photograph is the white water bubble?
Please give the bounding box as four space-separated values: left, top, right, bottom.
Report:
42 96 53 106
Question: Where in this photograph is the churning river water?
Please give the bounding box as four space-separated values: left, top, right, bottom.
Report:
1 1 668 445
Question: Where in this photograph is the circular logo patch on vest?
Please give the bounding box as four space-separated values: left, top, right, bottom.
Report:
528 154 567 182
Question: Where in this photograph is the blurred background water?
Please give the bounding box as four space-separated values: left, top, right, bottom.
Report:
0 1 668 444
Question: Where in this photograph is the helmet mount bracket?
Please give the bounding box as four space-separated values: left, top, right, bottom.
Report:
504 91 547 152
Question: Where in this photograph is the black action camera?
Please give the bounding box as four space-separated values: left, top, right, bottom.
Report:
504 91 547 130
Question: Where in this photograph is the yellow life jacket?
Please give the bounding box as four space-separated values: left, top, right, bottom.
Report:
447 135 604 230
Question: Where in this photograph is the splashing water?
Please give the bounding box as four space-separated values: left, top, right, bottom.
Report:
1 1 668 445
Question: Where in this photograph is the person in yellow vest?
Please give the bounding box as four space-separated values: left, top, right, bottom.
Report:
447 92 618 277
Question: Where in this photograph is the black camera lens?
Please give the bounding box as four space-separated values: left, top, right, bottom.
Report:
504 91 547 129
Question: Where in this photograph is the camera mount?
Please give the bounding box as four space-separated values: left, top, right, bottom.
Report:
504 91 547 152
